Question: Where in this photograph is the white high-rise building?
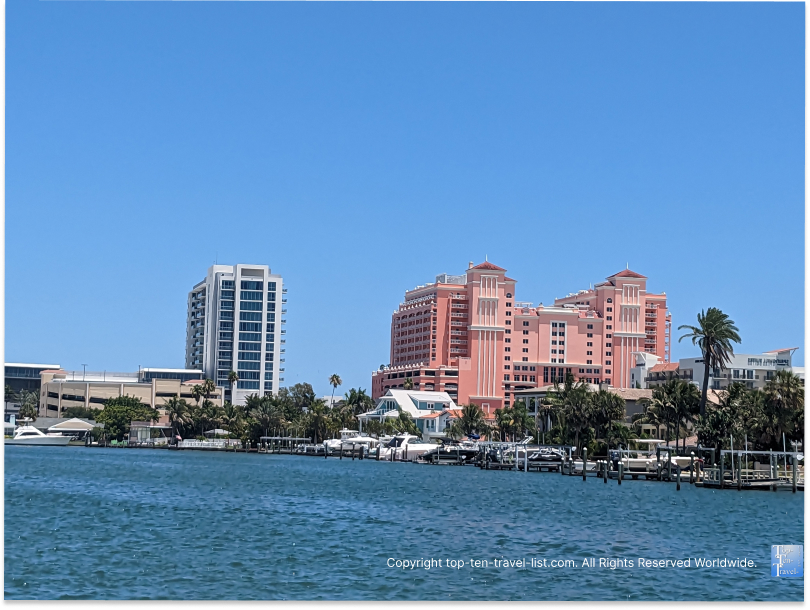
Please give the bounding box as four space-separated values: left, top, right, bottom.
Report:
185 264 286 405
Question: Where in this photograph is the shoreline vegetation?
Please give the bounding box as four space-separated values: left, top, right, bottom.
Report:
5 308 804 459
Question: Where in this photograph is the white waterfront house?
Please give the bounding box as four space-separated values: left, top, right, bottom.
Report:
357 389 462 441
185 264 286 405
679 347 801 392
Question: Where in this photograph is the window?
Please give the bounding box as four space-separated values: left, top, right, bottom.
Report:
523 321 529 327
606 298 612 303
240 301 262 311
587 360 593 364
220 322 234 331
238 351 261 360
606 325 612 330
505 320 511 325
267 302 276 312
265 353 274 361
267 323 275 332
504 375 510 381
265 372 274 380
268 282 277 291
241 281 263 290
523 330 529 335
522 339 529 344
587 332 593 338
551 349 557 354
586 351 592 356
240 312 262 321
505 347 511 352
606 334 612 339
219 332 233 340
579 368 585 373
507 293 512 298
240 291 263 301
264 382 273 391
506 311 511 316
587 342 593 347
530 376 536 382
605 369 611 374
521 375 528 382
237 381 260 390
606 307 612 312
239 371 260 380
267 292 276 302
239 332 261 341
222 280 235 290
239 322 261 332
266 343 274 352
220 311 234 320
505 338 511 343
238 362 260 371
505 356 511 361
266 333 275 342
552 322 557 328
221 290 235 299
522 348 528 353
504 365 511 370
506 302 512 307
522 357 528 362
606 342 611 347
505 329 511 334
238 342 261 351
606 316 612 321
587 324 593 329
606 353 612 358
219 341 233 350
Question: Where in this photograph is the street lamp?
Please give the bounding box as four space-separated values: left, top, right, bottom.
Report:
82 364 88 381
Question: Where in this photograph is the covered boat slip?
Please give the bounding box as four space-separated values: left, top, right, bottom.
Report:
259 436 312 453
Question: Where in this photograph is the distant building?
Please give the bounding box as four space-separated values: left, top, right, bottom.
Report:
372 262 671 417
679 347 801 392
38 368 222 418
186 264 286 405
4 362 61 419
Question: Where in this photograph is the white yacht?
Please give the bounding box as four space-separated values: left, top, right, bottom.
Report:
377 434 439 461
5 423 71 446
324 429 381 454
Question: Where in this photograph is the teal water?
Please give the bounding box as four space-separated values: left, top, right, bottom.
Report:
4 446 804 600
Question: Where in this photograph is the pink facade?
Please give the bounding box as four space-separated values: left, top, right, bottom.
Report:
372 263 670 415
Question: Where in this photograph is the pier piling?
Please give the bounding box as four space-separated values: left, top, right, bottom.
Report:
676 467 681 491
603 460 607 484
689 453 694 485
582 448 587 481
618 461 622 485
793 455 797 493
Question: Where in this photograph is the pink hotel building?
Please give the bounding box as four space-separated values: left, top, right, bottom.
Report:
371 262 671 417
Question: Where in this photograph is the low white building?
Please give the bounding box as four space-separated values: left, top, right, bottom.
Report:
679 347 801 392
357 389 461 441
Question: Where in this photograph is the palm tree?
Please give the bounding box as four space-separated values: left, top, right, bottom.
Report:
191 384 204 407
328 374 342 408
647 384 676 446
449 403 489 439
227 371 239 401
669 379 700 453
762 370 804 449
591 389 626 447
202 378 217 401
307 399 330 443
678 307 741 417
164 397 190 439
18 390 39 422
403 377 414 390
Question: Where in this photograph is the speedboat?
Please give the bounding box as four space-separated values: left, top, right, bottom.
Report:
5 424 71 446
377 434 439 461
528 447 565 463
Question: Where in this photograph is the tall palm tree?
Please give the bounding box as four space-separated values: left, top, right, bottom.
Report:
328 374 342 408
202 379 217 401
191 384 204 407
762 370 804 448
669 379 700 453
678 307 741 417
450 403 489 438
403 377 414 390
227 371 239 401
591 389 626 446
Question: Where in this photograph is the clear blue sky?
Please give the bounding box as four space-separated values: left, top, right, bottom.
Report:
7 1 804 396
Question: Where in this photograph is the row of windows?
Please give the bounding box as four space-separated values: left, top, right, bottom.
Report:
238 351 261 361
220 332 233 340
222 280 235 290
240 312 262 321
221 290 235 299
241 281 263 290
238 362 260 371
239 371 260 380
221 300 234 310
237 381 259 389
239 342 261 351
241 301 262 311
220 322 234 331
241 290 263 301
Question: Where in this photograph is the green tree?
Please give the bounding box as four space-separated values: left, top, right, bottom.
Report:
761 370 804 449
343 388 374 416
227 371 239 400
95 395 159 442
61 406 102 421
590 389 626 445
678 307 741 417
448 403 490 439
403 377 414 390
18 390 40 421
328 374 342 408
164 397 190 439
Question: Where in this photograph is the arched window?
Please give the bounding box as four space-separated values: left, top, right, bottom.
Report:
506 293 512 298
606 298 612 303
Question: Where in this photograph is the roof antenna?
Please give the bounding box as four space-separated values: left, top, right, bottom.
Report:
485 254 488 262
626 262 628 269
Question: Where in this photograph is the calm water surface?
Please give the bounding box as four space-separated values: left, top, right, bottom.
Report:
4 446 804 600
